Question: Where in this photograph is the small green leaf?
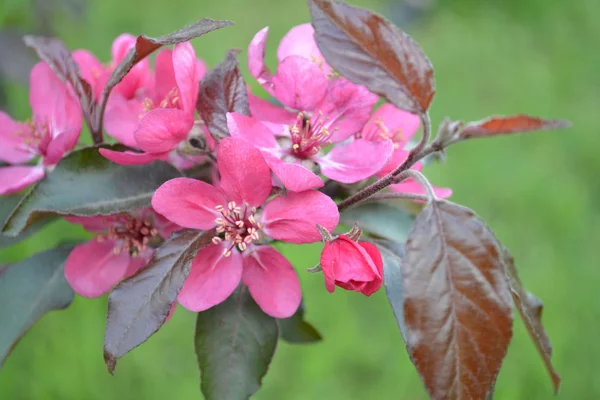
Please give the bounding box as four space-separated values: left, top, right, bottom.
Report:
341 202 414 242
278 302 322 344
373 240 408 340
195 286 278 400
0 246 75 368
2 145 181 236
0 195 54 248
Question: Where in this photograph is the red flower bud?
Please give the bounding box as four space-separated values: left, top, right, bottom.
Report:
320 235 383 296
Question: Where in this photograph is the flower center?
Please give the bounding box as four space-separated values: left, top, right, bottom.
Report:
14 118 52 157
140 87 181 115
288 111 331 159
212 201 262 257
101 214 159 256
368 118 406 149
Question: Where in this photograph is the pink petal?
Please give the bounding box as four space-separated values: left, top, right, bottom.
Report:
248 27 273 90
72 49 104 98
226 112 279 150
277 24 324 66
152 177 226 230
173 42 199 114
362 103 420 144
134 108 193 153
217 138 272 207
178 243 243 312
318 138 394 183
43 127 80 166
111 34 136 61
0 165 45 195
390 179 453 199
247 93 295 132
29 62 71 123
242 246 301 318
124 251 153 279
154 48 176 103
261 190 339 244
64 238 131 298
0 111 34 164
111 34 151 99
99 148 164 165
319 78 378 142
375 148 410 178
272 55 328 111
265 157 324 192
357 242 384 296
104 96 144 147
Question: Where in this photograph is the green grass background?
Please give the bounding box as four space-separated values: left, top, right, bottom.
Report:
1 0 599 398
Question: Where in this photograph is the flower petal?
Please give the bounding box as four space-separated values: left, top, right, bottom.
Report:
248 27 273 90
319 138 394 183
265 156 324 192
375 148 410 178
242 246 301 318
357 242 384 296
43 127 81 166
104 96 144 147
178 244 243 312
72 49 104 98
111 34 150 99
262 190 339 244
134 108 193 153
272 55 328 111
99 148 164 165
217 138 272 206
173 42 199 114
64 238 131 298
277 23 323 65
154 48 176 103
319 78 378 142
0 165 45 195
152 177 226 230
226 112 279 150
0 111 34 164
65 215 111 233
247 93 295 132
362 103 420 144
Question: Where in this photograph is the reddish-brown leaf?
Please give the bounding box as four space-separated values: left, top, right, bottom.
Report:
502 248 561 393
97 19 233 134
459 115 571 139
309 0 434 114
23 36 98 139
403 200 513 400
197 49 250 141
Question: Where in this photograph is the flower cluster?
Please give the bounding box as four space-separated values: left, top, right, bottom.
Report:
0 24 450 319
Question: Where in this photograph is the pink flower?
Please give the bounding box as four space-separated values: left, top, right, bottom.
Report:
0 62 82 195
320 235 383 296
227 111 394 192
73 34 151 101
361 104 452 198
98 41 207 162
64 209 179 298
152 137 339 318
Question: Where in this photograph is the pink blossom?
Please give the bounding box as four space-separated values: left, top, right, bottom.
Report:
0 62 82 195
64 209 179 298
227 111 393 192
152 137 339 318
361 104 452 198
73 34 151 101
98 41 207 160
320 235 383 296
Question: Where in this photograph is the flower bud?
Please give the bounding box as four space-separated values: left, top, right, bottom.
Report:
320 235 383 296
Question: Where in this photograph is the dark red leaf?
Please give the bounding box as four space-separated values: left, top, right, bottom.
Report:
197 49 250 141
502 248 561 393
22 36 99 140
459 115 571 139
403 200 513 400
309 0 434 114
103 229 214 374
97 18 234 134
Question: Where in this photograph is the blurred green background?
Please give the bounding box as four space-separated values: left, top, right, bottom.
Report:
1 0 599 398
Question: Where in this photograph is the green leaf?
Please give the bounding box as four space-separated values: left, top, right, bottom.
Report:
341 202 414 242
0 246 75 368
2 145 181 236
372 240 408 340
277 302 322 344
195 286 278 400
104 229 215 374
0 195 54 248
